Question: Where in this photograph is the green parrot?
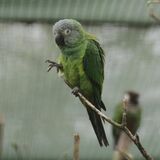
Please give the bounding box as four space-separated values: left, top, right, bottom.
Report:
112 91 142 160
46 19 108 147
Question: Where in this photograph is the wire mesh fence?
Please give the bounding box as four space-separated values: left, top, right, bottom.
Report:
0 0 160 159
0 0 159 24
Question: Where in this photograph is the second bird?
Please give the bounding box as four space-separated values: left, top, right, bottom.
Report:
47 19 108 147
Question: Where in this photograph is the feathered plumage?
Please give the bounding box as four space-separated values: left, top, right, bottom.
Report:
53 19 109 147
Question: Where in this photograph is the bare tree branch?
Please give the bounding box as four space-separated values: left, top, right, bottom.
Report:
46 62 154 160
76 91 153 160
147 0 160 22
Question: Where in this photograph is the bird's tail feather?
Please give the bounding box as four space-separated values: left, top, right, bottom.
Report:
86 107 109 147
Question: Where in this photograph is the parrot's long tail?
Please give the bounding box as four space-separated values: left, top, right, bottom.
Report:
86 107 109 147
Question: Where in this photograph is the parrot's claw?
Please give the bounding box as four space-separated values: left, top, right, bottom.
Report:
45 59 62 72
72 87 80 97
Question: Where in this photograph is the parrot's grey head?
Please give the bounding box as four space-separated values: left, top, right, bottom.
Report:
53 19 85 48
125 91 140 106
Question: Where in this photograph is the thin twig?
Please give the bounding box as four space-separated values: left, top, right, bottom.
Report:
73 134 80 160
76 91 154 160
46 63 154 160
63 80 154 160
147 0 160 22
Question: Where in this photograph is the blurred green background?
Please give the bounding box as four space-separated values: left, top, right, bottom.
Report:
0 0 160 159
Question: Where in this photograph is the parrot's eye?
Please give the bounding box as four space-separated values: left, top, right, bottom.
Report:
64 29 71 35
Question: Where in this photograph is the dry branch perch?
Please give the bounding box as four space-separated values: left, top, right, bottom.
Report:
73 134 80 160
46 62 154 160
77 91 154 160
60 81 153 160
75 91 153 160
149 8 160 22
147 0 160 22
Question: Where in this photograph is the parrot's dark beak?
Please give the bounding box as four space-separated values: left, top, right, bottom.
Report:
55 34 65 46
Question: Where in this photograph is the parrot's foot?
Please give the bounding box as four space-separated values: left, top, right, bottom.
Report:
72 87 80 97
45 60 62 72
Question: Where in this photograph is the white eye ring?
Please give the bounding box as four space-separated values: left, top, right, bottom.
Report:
64 29 71 35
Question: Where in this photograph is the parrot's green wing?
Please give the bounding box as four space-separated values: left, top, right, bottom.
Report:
82 39 109 146
83 39 106 110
